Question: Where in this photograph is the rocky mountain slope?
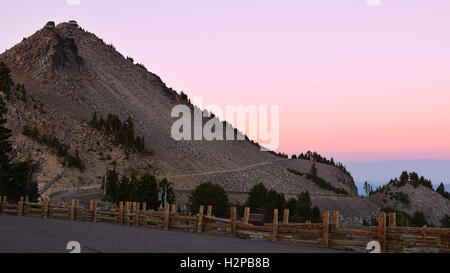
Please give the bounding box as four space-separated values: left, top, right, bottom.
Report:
1 21 379 222
3 95 157 197
369 183 450 226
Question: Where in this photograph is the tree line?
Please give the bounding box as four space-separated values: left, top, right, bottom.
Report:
22 125 84 170
366 171 449 200
288 163 348 195
0 97 38 202
0 62 27 102
186 182 322 223
89 112 147 153
293 150 352 177
103 170 175 209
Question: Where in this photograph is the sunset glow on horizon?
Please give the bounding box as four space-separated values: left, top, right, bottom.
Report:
2 0 450 162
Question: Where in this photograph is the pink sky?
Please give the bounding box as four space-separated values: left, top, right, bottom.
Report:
2 0 450 162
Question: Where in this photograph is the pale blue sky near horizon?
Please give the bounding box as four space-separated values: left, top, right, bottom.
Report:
345 159 450 192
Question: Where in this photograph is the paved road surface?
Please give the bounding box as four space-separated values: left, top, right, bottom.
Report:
0 215 349 253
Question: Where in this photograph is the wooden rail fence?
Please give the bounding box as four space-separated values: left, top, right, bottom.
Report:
1 196 449 253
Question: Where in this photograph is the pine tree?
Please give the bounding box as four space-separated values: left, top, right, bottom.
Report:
409 172 419 182
104 169 120 203
310 163 318 178
330 157 335 166
140 135 146 152
436 183 445 195
158 178 175 207
440 214 450 228
400 171 409 183
363 181 370 197
245 183 268 214
263 190 285 222
0 97 12 194
0 62 13 100
410 211 428 227
137 173 160 209
187 182 230 218
125 116 134 149
89 111 98 128
7 160 39 202
285 191 321 223
0 97 39 201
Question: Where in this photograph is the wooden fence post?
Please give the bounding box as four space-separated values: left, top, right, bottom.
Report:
91 200 97 223
283 209 289 225
207 205 213 217
273 209 279 242
171 204 176 213
229 207 237 236
332 211 340 229
126 202 131 225
131 202 136 224
164 204 170 230
322 210 329 247
116 202 123 224
24 196 29 215
70 199 76 221
243 207 250 224
1 196 6 214
197 205 204 233
132 202 136 222
120 201 124 224
378 212 387 253
142 202 147 212
18 196 24 216
43 199 49 218
389 212 396 227
134 202 140 226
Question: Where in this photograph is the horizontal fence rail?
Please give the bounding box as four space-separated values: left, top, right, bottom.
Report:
0 196 449 253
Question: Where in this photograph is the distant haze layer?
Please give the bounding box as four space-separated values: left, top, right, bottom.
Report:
346 159 450 195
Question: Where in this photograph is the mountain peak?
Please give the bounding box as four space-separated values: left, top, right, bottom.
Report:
2 21 84 75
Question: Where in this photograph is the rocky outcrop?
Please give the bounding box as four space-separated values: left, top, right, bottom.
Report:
369 184 450 226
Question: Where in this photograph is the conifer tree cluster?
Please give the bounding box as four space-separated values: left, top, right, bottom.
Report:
245 183 322 223
22 125 84 170
0 62 13 100
104 170 175 209
296 151 351 176
436 182 450 200
288 164 348 195
187 182 230 218
0 62 27 102
0 97 38 202
89 112 147 153
371 171 441 196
